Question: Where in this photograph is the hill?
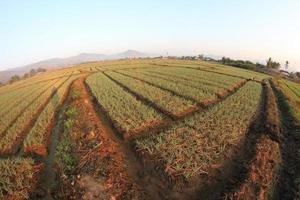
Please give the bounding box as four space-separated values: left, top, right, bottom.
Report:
0 50 156 83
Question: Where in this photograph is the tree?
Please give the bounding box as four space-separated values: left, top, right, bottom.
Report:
266 57 280 69
23 73 29 79
198 54 204 60
30 69 36 77
9 75 20 84
266 57 273 68
37 67 46 73
285 61 289 70
272 62 281 69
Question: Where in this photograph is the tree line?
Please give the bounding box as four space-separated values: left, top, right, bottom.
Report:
8 68 47 84
219 57 287 70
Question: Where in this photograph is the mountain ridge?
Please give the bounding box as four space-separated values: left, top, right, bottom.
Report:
0 50 157 83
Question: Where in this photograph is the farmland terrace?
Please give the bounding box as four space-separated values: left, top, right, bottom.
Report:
0 59 299 200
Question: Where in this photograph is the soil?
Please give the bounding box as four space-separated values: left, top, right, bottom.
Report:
53 76 150 199
263 81 281 141
224 136 281 200
214 80 283 200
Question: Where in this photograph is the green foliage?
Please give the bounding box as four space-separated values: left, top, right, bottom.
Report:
65 106 78 118
64 106 78 130
273 79 300 120
266 57 281 69
55 135 77 176
220 57 264 70
64 119 75 130
70 89 80 100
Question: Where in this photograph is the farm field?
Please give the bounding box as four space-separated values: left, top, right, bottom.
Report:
0 59 299 199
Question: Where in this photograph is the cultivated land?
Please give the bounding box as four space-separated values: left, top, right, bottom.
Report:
0 59 299 200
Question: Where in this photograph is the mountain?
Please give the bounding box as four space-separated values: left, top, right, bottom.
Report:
109 50 151 59
0 50 156 83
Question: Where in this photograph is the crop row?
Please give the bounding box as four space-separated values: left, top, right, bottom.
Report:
283 79 300 101
0 74 73 155
144 66 242 88
117 70 219 105
0 157 42 199
0 81 51 118
0 70 71 95
0 79 60 137
271 79 300 199
23 74 80 156
86 72 164 139
139 70 227 96
0 81 49 112
271 79 300 119
205 64 270 81
105 71 197 118
135 81 262 179
139 67 245 96
151 60 269 81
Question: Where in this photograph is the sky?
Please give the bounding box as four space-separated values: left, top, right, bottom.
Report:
0 0 300 71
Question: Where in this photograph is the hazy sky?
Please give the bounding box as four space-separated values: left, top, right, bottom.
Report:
0 0 300 71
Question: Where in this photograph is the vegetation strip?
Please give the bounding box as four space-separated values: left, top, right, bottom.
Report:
142 68 233 90
136 70 219 97
23 73 79 156
0 72 75 156
150 61 269 81
113 70 202 106
219 80 281 200
0 72 72 96
143 66 243 87
117 69 247 106
103 72 175 120
138 69 247 100
283 80 300 100
86 72 165 140
36 77 76 199
0 81 50 118
0 78 61 139
149 63 249 80
117 69 217 104
104 71 197 119
135 81 262 181
271 80 300 200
